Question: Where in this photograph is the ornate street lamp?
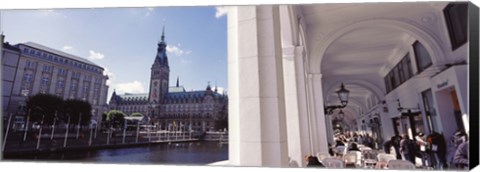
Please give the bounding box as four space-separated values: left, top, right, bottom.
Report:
324 82 350 115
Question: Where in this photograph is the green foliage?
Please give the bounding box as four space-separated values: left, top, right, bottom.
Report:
130 112 143 117
25 93 94 126
62 99 92 125
106 110 126 128
26 93 63 125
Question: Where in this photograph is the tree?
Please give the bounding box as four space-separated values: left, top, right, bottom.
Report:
130 112 143 117
101 112 108 129
106 110 126 129
62 99 92 126
26 94 63 125
213 105 228 131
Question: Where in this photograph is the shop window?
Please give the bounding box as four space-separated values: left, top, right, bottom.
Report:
444 3 468 50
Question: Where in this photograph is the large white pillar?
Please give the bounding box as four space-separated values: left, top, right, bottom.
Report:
283 46 312 167
306 74 329 154
228 5 289 167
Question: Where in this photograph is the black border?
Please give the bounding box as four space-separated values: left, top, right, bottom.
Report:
468 1 479 170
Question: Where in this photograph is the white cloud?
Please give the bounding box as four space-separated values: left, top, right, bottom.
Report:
215 87 225 94
166 44 191 56
62 46 74 51
88 50 105 60
144 7 155 17
40 9 67 18
215 6 228 18
114 81 145 94
103 68 115 85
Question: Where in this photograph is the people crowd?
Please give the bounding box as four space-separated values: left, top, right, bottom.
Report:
389 130 469 170
303 130 469 170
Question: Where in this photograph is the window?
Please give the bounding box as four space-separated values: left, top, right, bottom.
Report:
58 68 67 76
23 73 33 82
57 80 64 88
413 41 432 73
41 77 50 85
25 60 37 69
402 56 413 80
384 53 414 93
43 65 54 73
72 72 81 79
444 3 468 50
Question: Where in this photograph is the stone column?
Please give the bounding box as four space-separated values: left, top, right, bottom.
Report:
283 46 312 167
228 5 289 167
305 73 329 154
325 114 334 144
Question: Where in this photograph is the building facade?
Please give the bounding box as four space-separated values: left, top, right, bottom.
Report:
108 29 228 132
1 35 110 123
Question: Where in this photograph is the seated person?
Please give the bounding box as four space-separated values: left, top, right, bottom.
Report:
335 139 345 147
305 155 324 167
348 142 361 152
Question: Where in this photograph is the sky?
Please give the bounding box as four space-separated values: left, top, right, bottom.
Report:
1 6 228 99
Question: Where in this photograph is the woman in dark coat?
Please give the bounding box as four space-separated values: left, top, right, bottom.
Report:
305 155 324 167
348 142 361 152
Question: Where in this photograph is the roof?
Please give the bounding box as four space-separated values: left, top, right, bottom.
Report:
168 86 186 93
19 42 102 68
118 93 148 100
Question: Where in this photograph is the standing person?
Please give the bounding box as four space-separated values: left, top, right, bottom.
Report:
450 131 468 168
453 141 469 169
400 134 415 164
391 134 402 159
383 139 391 154
416 132 430 168
428 132 448 169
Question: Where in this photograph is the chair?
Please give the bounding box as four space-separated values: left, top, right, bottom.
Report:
359 146 372 152
376 153 397 169
316 152 331 163
362 149 377 160
387 160 415 169
335 146 346 156
322 157 345 168
347 151 362 167
377 153 396 163
362 150 378 168
343 152 358 168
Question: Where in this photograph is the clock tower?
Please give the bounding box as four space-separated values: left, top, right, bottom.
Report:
149 26 170 104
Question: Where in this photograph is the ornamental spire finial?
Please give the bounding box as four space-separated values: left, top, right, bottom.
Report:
161 26 165 42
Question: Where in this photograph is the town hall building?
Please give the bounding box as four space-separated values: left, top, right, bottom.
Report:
108 28 228 132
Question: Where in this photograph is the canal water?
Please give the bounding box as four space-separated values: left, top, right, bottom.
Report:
4 141 228 165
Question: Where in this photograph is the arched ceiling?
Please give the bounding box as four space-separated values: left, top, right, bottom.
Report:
297 2 449 125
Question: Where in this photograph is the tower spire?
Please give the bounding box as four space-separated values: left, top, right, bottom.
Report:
176 76 179 87
161 26 165 42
